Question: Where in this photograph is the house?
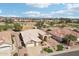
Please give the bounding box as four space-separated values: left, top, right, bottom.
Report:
0 31 14 56
20 29 51 47
48 27 79 42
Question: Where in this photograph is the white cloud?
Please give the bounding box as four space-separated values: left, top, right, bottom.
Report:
65 4 79 13
26 3 51 8
23 4 79 18
67 4 79 9
7 15 19 17
23 11 40 17
24 11 40 14
0 10 2 13
23 9 78 18
23 11 52 18
0 14 19 17
51 4 79 16
52 10 65 14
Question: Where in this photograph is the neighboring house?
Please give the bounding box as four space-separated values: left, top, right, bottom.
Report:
0 31 13 56
48 27 79 42
20 29 51 47
0 43 12 56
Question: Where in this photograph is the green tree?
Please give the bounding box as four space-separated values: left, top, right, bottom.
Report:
59 24 66 28
49 22 54 27
35 21 44 29
0 24 9 31
14 23 22 31
5 18 13 24
63 34 77 45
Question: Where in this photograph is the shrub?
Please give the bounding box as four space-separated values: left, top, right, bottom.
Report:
46 29 52 31
24 53 28 56
63 34 77 45
64 34 77 41
13 53 18 56
18 46 22 49
57 45 64 51
43 47 53 53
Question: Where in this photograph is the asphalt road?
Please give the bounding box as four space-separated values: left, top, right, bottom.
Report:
54 50 79 56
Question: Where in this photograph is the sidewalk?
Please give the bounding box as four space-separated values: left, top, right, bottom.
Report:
40 46 79 56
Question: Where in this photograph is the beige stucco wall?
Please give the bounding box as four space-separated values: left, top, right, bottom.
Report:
26 43 39 47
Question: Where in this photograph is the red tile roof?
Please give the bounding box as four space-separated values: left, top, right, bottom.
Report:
49 28 79 38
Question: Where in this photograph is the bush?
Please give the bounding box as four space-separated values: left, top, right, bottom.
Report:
24 53 28 56
43 47 53 53
57 45 64 51
63 34 77 45
46 29 52 31
18 46 22 49
0 24 14 31
13 53 18 56
64 34 77 41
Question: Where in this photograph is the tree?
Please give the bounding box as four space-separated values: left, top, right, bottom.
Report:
0 24 9 31
35 21 44 29
14 23 22 31
59 24 66 28
48 21 54 27
38 33 48 45
5 18 13 24
63 34 77 45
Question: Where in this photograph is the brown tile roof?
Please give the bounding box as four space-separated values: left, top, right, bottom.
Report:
48 28 79 40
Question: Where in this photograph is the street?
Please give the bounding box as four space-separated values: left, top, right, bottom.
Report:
54 50 79 56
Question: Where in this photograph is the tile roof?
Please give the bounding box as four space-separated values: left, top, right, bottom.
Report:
48 28 79 41
20 29 46 43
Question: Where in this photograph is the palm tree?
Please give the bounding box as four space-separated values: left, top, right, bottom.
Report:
38 33 48 46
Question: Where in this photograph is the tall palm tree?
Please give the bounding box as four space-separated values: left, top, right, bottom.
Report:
38 33 48 46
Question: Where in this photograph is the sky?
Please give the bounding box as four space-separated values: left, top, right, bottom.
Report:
0 3 79 18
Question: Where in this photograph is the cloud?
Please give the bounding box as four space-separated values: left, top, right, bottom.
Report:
65 4 79 13
24 11 40 15
23 11 40 17
26 3 51 8
23 11 52 18
52 10 65 14
51 4 79 16
0 14 19 17
67 4 79 9
23 4 79 18
0 10 2 13
23 9 79 18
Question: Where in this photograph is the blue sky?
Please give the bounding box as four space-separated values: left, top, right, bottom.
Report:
0 3 79 18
